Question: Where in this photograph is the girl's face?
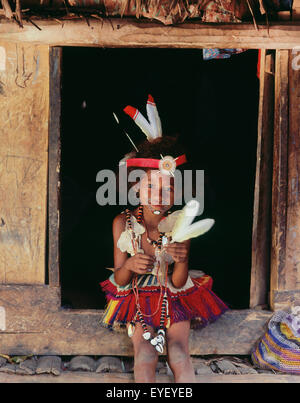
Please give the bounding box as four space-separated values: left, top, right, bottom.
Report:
139 169 174 215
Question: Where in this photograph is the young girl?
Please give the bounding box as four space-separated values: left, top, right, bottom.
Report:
100 96 228 383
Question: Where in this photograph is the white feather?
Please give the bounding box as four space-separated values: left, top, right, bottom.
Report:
134 110 154 140
124 96 163 142
157 210 182 234
171 218 215 243
146 96 162 139
171 200 200 237
171 200 215 243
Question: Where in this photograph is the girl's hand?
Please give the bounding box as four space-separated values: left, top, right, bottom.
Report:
123 253 155 275
164 242 189 263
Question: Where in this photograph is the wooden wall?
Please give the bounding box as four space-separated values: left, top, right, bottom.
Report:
249 48 300 312
270 49 300 310
0 42 49 284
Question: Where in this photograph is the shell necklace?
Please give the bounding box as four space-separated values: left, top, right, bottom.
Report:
125 206 170 353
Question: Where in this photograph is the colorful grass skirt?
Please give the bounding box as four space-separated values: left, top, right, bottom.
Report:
100 270 228 332
251 310 300 374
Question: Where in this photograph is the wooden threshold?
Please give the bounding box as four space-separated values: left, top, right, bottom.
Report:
1 19 300 48
0 285 271 356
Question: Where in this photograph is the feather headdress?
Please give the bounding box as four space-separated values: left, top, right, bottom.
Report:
119 94 187 173
124 94 162 142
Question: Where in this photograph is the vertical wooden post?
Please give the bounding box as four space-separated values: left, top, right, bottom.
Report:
250 50 275 308
285 48 300 293
0 42 50 284
48 47 62 288
270 49 300 310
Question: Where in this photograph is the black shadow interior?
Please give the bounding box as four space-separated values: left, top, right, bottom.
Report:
60 48 259 309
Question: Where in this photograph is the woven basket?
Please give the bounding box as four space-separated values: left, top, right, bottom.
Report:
251 310 300 374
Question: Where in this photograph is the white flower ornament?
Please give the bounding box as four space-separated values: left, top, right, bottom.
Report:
159 155 177 176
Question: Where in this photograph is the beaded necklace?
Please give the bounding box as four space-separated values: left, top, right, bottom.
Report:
125 206 170 353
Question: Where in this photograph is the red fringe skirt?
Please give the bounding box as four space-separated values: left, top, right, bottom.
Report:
100 271 228 331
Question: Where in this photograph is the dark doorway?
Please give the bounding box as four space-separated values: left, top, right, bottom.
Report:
60 47 259 309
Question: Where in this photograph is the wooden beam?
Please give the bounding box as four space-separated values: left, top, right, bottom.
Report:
270 49 289 310
250 50 274 308
0 285 271 356
1 19 300 48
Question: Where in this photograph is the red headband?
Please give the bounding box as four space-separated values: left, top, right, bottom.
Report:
126 154 187 169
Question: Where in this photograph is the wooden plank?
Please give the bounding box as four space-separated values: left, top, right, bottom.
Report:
285 49 300 293
48 47 61 287
250 50 274 308
0 310 271 356
1 19 300 48
0 285 272 355
270 49 300 309
0 372 300 383
0 42 49 284
270 49 289 309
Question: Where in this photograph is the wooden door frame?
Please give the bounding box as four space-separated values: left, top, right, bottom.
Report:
43 44 273 356
250 49 275 309
270 49 300 310
1 19 300 49
48 47 62 289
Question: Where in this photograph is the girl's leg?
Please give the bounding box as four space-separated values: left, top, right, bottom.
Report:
129 322 158 383
166 320 196 383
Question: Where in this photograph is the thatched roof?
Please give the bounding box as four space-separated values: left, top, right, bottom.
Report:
0 0 293 28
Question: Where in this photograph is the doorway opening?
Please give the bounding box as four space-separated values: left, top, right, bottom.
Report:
60 47 259 309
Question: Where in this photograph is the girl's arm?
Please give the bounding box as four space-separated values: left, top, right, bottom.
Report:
164 240 190 289
112 214 155 287
112 214 132 286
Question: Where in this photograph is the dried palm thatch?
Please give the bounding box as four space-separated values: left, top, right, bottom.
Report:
1 0 23 26
1 0 13 19
110 0 263 18
120 0 183 15
116 0 193 18
103 0 259 24
0 0 290 27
